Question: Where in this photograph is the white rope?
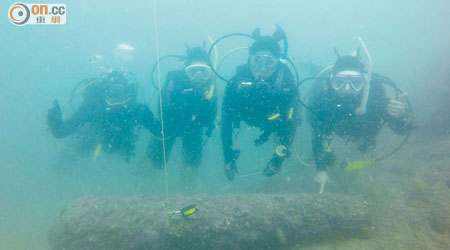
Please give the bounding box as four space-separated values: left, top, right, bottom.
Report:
152 0 170 215
237 172 262 178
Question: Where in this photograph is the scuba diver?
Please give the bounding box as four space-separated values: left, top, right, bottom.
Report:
307 41 414 193
46 70 160 162
220 27 300 180
147 44 217 168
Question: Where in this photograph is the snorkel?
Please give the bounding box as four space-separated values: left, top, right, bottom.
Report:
208 36 219 70
276 24 289 61
354 37 373 115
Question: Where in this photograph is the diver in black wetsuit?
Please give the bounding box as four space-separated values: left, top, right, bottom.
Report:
308 52 413 192
46 70 160 162
147 45 217 168
221 28 300 180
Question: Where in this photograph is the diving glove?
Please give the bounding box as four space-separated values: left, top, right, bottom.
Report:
205 126 213 138
263 155 284 177
225 160 237 181
254 132 270 147
387 98 406 118
47 99 62 128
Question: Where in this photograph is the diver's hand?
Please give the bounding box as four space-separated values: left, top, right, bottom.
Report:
224 160 237 181
314 171 331 194
203 127 214 146
263 155 283 177
47 99 62 127
387 99 406 118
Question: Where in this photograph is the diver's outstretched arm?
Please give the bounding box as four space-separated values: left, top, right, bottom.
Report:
311 128 333 193
204 89 218 138
385 97 414 135
136 104 161 137
221 92 236 164
311 128 336 172
221 82 240 181
47 99 88 138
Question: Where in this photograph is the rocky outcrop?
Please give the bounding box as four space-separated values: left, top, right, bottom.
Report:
49 194 371 250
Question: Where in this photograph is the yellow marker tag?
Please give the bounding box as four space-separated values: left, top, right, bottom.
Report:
268 113 280 120
288 107 294 119
183 207 196 216
325 146 333 153
344 159 375 172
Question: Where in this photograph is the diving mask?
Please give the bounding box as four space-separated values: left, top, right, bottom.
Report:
105 83 132 106
249 51 280 80
331 70 365 93
185 63 213 83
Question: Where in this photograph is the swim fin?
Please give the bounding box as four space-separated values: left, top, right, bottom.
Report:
344 158 375 172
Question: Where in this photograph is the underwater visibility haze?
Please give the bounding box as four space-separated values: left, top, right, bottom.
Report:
0 0 449 249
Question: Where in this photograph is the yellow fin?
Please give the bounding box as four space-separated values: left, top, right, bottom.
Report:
344 159 375 172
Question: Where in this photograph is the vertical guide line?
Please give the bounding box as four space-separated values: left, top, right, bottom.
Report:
152 0 170 216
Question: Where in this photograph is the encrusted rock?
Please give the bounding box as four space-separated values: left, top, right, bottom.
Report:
49 194 371 250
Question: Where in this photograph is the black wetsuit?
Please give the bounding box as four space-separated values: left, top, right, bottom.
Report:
47 83 159 161
147 70 217 167
221 63 300 173
308 76 412 171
